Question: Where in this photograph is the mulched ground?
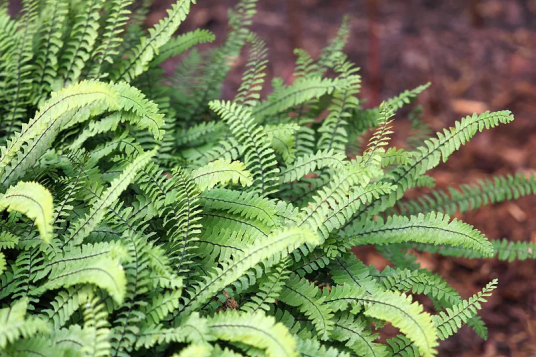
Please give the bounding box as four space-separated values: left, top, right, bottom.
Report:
150 0 536 355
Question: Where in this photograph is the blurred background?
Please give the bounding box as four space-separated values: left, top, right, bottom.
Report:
161 1 536 355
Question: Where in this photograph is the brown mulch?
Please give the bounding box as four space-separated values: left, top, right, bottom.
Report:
150 0 536 355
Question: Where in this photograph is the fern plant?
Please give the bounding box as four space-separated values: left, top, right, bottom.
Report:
0 1 533 356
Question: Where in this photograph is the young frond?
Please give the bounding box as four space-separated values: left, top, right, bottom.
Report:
112 0 194 82
235 32 268 107
433 279 498 340
348 110 514 223
59 0 105 85
318 56 361 153
363 103 395 164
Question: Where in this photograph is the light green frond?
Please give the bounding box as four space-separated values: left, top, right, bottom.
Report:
154 29 215 65
81 295 111 357
112 0 194 82
200 188 278 227
180 227 320 315
280 149 346 183
347 212 494 257
63 149 154 246
279 273 334 338
331 313 387 357
206 310 296 357
379 267 461 306
191 158 253 191
252 77 340 119
433 279 497 340
87 0 134 79
397 173 536 216
0 181 54 243
362 291 438 357
209 100 278 196
41 286 92 328
59 0 105 85
301 181 395 240
0 298 49 348
264 123 300 163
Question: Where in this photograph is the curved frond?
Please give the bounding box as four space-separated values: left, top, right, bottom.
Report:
0 181 53 243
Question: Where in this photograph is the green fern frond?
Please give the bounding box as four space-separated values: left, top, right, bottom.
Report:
41 286 92 328
200 188 278 227
318 55 360 153
87 0 134 79
301 181 395 240
81 295 111 357
296 337 351 357
0 181 54 243
264 123 300 163
32 0 68 103
0 298 49 349
331 313 387 357
112 0 194 82
279 273 335 338
206 310 296 357
280 149 346 183
346 212 494 257
252 77 340 119
379 267 461 306
433 279 497 340
317 15 351 74
191 158 253 191
154 29 215 66
209 100 278 196
235 32 268 108
59 0 105 85
241 261 289 313
1 0 38 140
179 227 320 314
397 173 536 216
349 110 514 223
63 149 154 246
324 287 438 357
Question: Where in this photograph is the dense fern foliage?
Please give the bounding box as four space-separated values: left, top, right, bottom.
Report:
0 1 532 356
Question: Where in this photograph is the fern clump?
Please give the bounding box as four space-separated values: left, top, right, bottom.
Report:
0 0 531 356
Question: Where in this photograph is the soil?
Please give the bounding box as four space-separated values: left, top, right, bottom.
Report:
149 0 536 355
